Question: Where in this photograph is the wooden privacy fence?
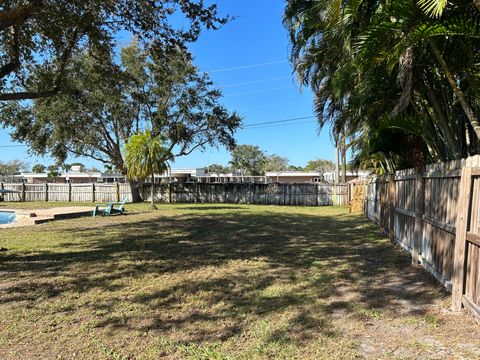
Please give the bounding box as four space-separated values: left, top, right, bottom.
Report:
0 182 133 203
358 154 480 321
0 182 350 206
144 183 350 206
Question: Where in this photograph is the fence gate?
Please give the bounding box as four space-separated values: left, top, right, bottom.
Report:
452 167 480 320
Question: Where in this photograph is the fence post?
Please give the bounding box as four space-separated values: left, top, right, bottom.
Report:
373 179 378 223
412 170 425 266
452 166 473 311
45 182 49 202
115 182 120 203
378 179 383 226
333 184 337 206
348 183 352 205
68 182 72 202
92 183 95 202
21 182 26 202
389 173 396 243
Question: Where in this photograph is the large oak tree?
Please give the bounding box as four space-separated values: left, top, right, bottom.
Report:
0 0 228 101
0 41 241 201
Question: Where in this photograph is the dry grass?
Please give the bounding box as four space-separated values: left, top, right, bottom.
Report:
0 202 479 359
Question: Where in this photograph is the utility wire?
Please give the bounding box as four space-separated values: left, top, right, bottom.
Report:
0 118 318 147
242 120 317 130
243 115 316 128
208 60 287 73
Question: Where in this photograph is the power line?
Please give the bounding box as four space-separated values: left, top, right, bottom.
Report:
242 120 317 130
220 76 292 88
208 60 288 73
0 144 27 148
243 115 316 128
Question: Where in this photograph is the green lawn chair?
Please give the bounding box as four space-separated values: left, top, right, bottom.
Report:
93 197 128 217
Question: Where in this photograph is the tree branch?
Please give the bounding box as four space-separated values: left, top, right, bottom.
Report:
0 89 58 101
173 139 210 158
0 5 35 31
0 28 80 101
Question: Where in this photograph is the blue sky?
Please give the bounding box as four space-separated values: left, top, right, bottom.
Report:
0 1 336 171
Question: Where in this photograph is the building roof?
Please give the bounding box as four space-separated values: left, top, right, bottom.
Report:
20 172 124 178
156 168 206 177
265 171 321 177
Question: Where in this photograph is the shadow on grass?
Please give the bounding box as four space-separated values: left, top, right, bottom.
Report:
0 208 448 344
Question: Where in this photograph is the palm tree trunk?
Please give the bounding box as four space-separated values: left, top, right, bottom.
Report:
429 39 480 140
341 136 347 183
151 173 155 208
335 144 340 184
420 79 460 158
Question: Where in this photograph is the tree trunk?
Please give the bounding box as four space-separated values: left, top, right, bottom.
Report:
151 173 155 208
128 179 143 203
341 136 347 183
421 78 461 158
429 39 480 140
335 144 340 184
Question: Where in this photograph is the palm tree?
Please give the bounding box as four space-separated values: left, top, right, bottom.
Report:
125 130 172 209
284 0 480 171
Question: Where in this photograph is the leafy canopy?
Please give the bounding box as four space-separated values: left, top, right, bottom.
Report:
229 145 267 176
0 0 228 101
0 40 241 176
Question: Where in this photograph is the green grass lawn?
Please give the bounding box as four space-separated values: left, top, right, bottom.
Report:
0 203 479 359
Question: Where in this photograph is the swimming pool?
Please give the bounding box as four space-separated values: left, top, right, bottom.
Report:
0 211 16 225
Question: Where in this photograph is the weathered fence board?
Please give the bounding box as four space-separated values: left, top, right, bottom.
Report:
141 182 349 206
358 154 480 321
0 181 349 207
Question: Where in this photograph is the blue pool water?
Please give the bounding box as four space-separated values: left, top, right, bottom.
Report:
0 211 15 225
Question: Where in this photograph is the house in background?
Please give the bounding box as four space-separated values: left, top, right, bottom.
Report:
19 165 127 184
11 167 370 185
265 170 370 184
151 168 207 184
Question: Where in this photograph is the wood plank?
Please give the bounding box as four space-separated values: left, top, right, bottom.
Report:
423 170 461 178
395 207 415 218
467 232 480 247
423 215 456 234
472 245 479 306
462 295 480 323
389 174 395 243
412 172 425 265
452 167 473 311
395 174 417 181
